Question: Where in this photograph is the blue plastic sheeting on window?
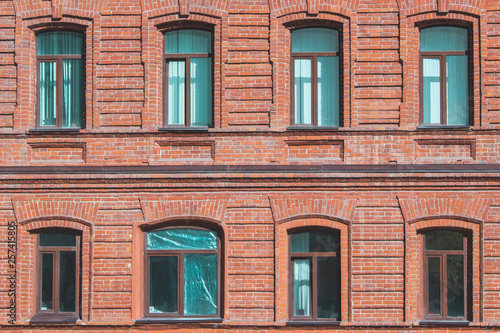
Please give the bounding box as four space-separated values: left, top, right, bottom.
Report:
292 28 339 53
165 30 212 54
184 253 218 315
147 228 217 250
37 31 84 55
420 26 468 52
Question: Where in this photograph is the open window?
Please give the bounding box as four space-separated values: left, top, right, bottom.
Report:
291 28 341 127
289 229 340 321
420 26 471 126
36 31 85 129
32 231 80 323
163 29 213 128
145 227 220 318
423 229 471 321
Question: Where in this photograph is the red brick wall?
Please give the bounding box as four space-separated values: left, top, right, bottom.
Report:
0 0 499 331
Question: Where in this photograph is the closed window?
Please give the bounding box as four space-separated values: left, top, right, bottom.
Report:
291 28 341 127
145 227 220 318
420 26 470 126
164 30 212 127
37 31 84 128
423 229 469 320
35 231 79 322
289 229 340 321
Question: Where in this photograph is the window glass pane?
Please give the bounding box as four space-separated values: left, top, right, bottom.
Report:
423 58 441 124
165 30 211 54
167 61 186 125
318 56 339 126
294 59 312 125
39 61 57 127
40 233 76 247
149 256 178 314
41 253 53 311
447 55 469 125
421 26 468 52
292 28 338 53
62 59 84 128
447 255 465 317
190 57 212 126
317 256 340 319
291 230 339 253
38 31 83 55
184 253 218 316
147 228 217 250
428 256 441 316
426 230 464 251
59 251 76 312
293 259 311 317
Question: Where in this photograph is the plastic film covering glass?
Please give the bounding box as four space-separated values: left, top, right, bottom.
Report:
190 57 212 126
426 230 463 251
293 259 311 316
40 233 76 247
40 253 53 311
447 55 469 125
447 255 465 317
423 58 441 124
318 56 339 126
420 27 468 52
149 256 178 314
167 61 186 125
292 28 338 53
184 253 218 315
294 58 312 124
317 256 340 319
39 62 57 127
147 228 217 250
291 230 340 253
165 30 211 54
59 251 76 312
37 31 84 55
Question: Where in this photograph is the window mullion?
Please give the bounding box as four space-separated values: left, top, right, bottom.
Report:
311 254 318 319
312 55 318 126
185 56 191 127
179 253 184 316
53 250 60 314
441 253 448 319
56 58 63 128
440 54 447 125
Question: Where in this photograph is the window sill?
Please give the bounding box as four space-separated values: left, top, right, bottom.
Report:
287 321 340 326
159 126 210 132
419 320 470 326
417 125 470 130
27 128 82 134
135 317 223 324
30 313 78 325
287 126 340 131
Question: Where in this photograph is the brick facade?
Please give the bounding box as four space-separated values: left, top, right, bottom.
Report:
0 0 500 331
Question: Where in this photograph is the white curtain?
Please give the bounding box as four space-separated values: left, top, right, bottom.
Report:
293 259 311 316
168 61 186 125
294 59 312 124
423 58 441 124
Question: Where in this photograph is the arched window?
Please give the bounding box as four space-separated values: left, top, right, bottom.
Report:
423 229 469 320
37 31 85 128
291 28 341 127
420 26 470 126
289 229 340 321
164 29 213 127
145 227 220 318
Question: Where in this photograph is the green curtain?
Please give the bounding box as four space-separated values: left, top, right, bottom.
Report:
420 27 468 52
318 56 339 126
39 62 57 126
191 57 212 126
62 59 83 128
37 31 83 55
292 28 338 53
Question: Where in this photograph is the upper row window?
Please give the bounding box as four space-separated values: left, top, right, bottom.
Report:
37 31 84 129
34 26 472 130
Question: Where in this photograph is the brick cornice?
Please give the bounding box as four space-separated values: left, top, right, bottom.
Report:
140 196 229 225
12 198 100 224
397 196 492 223
269 195 357 224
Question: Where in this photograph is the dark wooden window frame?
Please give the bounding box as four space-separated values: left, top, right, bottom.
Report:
36 31 85 129
290 27 343 127
422 229 471 321
162 29 213 128
34 231 80 321
144 226 221 319
418 25 473 127
288 228 340 322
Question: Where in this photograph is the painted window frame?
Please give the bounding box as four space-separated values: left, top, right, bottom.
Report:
36 30 85 129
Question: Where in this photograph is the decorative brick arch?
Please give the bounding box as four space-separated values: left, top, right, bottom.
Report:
274 217 350 324
404 218 482 323
12 0 104 20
